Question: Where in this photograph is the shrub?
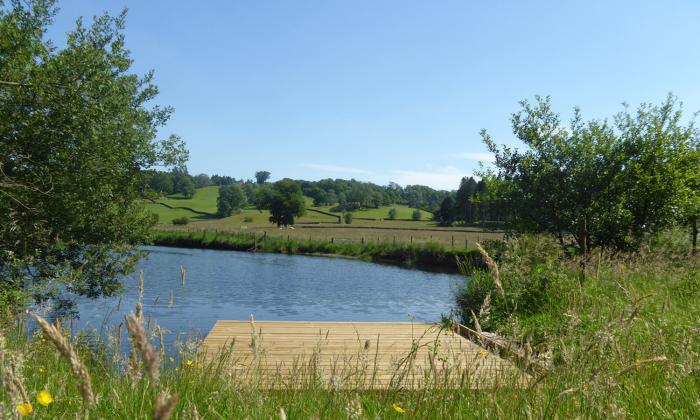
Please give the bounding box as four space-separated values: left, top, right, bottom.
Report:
388 208 398 220
344 213 353 224
243 216 254 223
172 217 189 225
411 209 421 220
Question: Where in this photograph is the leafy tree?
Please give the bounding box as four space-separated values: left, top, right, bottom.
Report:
455 177 478 223
258 179 305 227
344 212 353 224
481 94 699 253
412 209 422 221
435 196 457 226
148 172 174 195
172 172 195 198
388 208 398 220
0 2 188 308
255 171 271 184
193 173 211 188
217 184 247 217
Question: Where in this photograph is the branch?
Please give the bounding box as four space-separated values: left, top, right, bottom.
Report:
0 80 32 88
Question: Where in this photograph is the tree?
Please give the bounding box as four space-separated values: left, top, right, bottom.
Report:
435 196 457 226
388 208 398 220
0 3 188 308
193 173 211 188
255 171 271 184
172 172 195 198
455 177 478 223
258 179 306 227
148 172 174 195
344 213 353 224
481 94 699 253
217 184 247 217
412 209 422 221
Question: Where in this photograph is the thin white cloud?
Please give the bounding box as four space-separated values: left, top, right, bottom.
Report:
450 152 494 161
300 163 373 175
388 166 468 191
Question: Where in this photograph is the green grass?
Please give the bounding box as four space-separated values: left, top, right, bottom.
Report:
156 186 219 214
151 229 483 270
2 236 698 418
313 204 433 220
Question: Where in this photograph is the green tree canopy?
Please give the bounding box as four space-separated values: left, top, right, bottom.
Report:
254 171 271 184
481 94 699 253
217 184 247 217
0 1 188 308
259 179 306 227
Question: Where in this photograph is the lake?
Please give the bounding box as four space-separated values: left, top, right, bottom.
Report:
70 246 463 351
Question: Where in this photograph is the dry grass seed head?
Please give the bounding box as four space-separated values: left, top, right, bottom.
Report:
125 313 160 381
32 313 94 407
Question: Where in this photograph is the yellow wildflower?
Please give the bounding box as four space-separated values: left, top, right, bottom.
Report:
178 350 184 356
169 357 175 363
17 403 33 417
37 390 54 407
185 359 194 367
392 403 405 414
38 367 45 374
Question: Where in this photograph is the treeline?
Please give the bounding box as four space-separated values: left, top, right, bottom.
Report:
298 179 452 212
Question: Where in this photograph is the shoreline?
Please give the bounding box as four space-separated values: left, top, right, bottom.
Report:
151 229 485 273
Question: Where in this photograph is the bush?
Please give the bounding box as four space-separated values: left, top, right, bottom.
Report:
388 208 398 220
172 217 189 225
344 213 353 224
243 216 253 223
411 209 422 221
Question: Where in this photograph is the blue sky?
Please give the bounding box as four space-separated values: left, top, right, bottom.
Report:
46 1 700 190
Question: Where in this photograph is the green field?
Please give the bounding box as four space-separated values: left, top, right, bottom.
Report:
314 204 433 220
156 186 219 214
149 187 436 225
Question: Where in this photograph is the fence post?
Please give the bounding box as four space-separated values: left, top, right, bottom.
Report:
393 236 396 244
331 237 334 244
362 237 365 244
465 239 468 248
452 235 454 247
410 236 413 244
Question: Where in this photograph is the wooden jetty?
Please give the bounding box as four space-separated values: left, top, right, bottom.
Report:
200 320 527 389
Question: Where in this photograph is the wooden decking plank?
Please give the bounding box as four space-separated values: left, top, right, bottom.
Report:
199 320 526 389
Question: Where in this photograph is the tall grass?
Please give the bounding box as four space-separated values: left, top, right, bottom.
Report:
1 235 699 418
151 229 484 271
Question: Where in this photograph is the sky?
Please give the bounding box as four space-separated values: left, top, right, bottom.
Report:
44 1 700 190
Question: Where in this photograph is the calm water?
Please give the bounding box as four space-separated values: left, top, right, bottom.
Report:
70 246 463 349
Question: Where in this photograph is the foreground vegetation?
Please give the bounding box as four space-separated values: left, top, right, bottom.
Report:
2 233 698 418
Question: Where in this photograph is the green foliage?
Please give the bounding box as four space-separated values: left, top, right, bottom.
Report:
344 212 353 224
254 170 271 184
172 217 189 225
217 184 247 217
147 172 174 195
193 173 211 188
172 172 195 198
388 208 398 220
481 94 700 253
260 179 306 227
0 2 187 308
435 196 456 226
411 209 422 221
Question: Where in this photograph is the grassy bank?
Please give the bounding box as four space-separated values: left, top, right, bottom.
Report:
1 236 699 418
151 229 484 271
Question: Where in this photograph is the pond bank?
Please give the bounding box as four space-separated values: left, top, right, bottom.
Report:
151 229 485 272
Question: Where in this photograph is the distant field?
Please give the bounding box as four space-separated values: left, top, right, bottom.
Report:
147 187 503 247
314 204 433 220
156 186 219 214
